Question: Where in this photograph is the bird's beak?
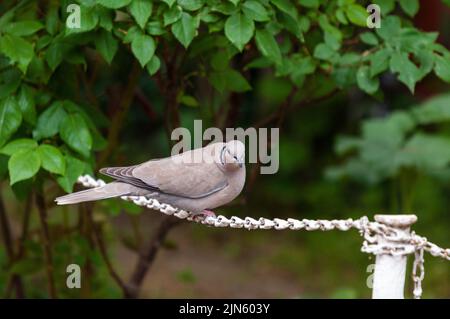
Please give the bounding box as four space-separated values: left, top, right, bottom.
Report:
238 158 244 168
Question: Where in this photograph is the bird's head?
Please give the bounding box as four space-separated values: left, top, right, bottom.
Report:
220 140 245 171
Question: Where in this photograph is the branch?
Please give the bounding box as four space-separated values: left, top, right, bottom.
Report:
4 194 32 298
35 191 57 299
125 216 181 298
0 188 14 260
0 188 25 298
134 88 157 122
253 88 339 128
91 219 131 296
98 60 142 166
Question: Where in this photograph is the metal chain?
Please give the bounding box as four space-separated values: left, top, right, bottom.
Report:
412 245 425 299
76 175 450 298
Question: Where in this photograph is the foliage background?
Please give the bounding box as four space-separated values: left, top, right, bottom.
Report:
0 0 449 298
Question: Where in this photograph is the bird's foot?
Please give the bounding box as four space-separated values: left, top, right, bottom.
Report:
192 209 216 222
201 209 216 218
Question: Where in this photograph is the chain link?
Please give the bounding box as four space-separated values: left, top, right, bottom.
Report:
412 246 425 299
77 175 450 299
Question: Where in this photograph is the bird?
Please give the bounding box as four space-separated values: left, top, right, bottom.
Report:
55 140 246 217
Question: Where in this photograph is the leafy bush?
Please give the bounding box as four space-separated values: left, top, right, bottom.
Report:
0 0 449 298
328 93 450 185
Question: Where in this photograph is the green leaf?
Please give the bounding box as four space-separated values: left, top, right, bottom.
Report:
37 144 65 175
376 16 400 40
360 32 378 45
45 40 70 71
61 100 107 152
8 149 41 185
369 49 390 77
60 113 93 158
96 29 118 64
399 0 419 17
290 56 314 85
171 12 198 48
402 133 450 170
98 0 132 9
313 43 336 61
178 0 204 11
179 95 199 107
131 34 156 67
356 65 379 94
210 69 251 92
163 5 182 26
345 4 368 27
0 155 7 178
146 55 161 75
225 13 254 51
389 51 420 93
226 70 252 92
291 55 316 76
33 101 67 140
162 0 176 7
0 97 22 148
123 26 141 43
0 34 34 73
373 0 395 15
335 136 362 155
66 5 99 34
0 139 37 156
299 0 319 8
4 21 44 36
129 0 153 28
335 8 348 24
211 2 238 15
411 93 450 124
147 21 166 35
211 51 229 71
17 85 36 125
10 258 43 276
45 6 59 35
318 15 342 50
57 156 86 193
415 49 434 80
278 12 302 39
98 6 113 31
270 0 297 18
255 29 282 65
242 0 270 22
0 76 20 100
396 29 437 52
434 54 450 83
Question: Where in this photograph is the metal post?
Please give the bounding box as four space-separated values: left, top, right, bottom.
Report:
372 214 417 299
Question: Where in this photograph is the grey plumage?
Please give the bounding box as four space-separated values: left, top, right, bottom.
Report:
55 140 246 214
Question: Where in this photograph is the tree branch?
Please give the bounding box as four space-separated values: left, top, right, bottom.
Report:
91 218 131 296
125 216 181 298
4 193 32 298
35 191 57 298
0 188 25 298
98 60 142 166
0 189 14 261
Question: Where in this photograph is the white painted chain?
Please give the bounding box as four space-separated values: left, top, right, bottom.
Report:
77 175 450 298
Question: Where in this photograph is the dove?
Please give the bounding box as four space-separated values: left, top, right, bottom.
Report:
55 140 246 216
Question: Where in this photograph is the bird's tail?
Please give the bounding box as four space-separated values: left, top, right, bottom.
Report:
55 182 130 205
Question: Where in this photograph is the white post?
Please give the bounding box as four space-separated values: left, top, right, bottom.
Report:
371 214 417 299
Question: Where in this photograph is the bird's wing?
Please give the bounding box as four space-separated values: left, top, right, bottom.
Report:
100 158 228 199
133 157 228 198
100 165 158 191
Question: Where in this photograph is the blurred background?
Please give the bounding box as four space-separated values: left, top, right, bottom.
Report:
0 0 449 298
